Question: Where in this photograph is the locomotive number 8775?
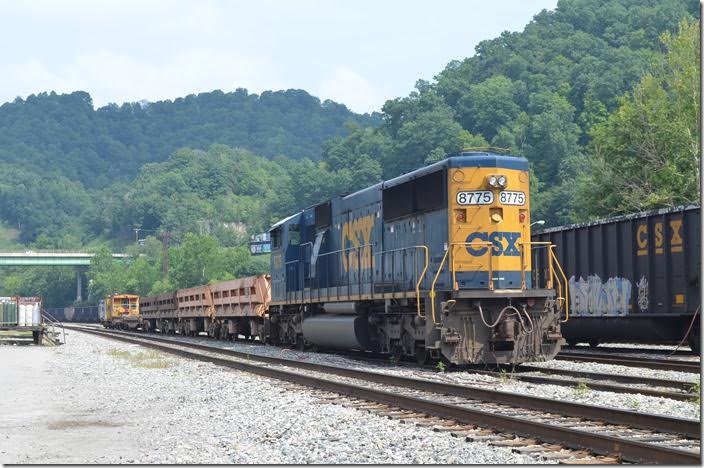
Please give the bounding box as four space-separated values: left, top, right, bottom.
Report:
267 151 568 365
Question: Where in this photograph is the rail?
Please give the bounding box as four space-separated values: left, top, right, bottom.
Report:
70 327 702 464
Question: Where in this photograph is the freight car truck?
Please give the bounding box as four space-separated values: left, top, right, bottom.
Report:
533 205 700 353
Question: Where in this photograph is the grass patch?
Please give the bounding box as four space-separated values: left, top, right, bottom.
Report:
691 381 700 406
572 380 590 398
628 397 641 410
105 347 173 369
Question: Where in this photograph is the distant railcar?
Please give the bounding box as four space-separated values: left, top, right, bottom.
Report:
533 205 700 353
101 294 141 330
267 152 568 365
140 275 270 340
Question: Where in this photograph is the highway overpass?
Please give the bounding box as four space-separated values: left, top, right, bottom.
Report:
0 251 129 301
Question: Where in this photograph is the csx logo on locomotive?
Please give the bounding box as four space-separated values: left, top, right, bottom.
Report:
465 231 522 256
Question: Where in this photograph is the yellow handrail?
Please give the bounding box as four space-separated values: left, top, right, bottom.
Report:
550 246 569 323
518 241 553 290
429 248 450 325
413 245 430 318
430 241 493 325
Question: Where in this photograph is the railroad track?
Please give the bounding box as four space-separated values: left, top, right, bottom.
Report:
565 345 695 357
69 326 700 464
338 351 699 402
556 351 701 373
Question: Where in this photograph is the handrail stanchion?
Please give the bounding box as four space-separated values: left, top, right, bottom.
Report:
414 246 429 318
550 246 570 323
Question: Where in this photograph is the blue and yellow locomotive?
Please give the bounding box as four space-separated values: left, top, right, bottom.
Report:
268 152 567 365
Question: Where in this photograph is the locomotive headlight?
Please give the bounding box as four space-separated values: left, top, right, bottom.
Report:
487 175 498 187
498 175 507 187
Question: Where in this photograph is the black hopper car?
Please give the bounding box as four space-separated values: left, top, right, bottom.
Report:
533 205 700 353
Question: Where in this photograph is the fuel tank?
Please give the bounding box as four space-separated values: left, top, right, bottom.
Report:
301 314 375 350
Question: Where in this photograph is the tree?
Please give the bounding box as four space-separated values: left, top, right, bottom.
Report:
576 20 700 218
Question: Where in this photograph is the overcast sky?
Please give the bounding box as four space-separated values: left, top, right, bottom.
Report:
0 0 558 113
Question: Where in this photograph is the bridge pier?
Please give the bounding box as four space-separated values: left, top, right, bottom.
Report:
76 268 83 302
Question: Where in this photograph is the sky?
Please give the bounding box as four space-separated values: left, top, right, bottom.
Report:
0 0 559 114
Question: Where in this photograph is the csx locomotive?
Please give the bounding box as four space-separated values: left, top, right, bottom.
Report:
268 151 567 365
131 152 568 365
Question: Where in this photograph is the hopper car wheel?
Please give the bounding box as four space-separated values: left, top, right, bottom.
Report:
589 341 599 348
414 345 428 365
296 339 305 352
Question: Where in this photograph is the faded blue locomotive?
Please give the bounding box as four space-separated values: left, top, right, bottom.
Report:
268 152 567 365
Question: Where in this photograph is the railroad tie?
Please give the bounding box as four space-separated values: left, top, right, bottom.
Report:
489 438 540 447
540 451 591 461
561 456 620 464
466 434 508 443
512 444 563 454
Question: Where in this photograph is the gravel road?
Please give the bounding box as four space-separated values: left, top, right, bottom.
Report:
0 331 543 464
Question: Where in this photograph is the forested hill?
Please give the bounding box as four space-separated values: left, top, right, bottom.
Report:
1 0 700 306
0 0 699 250
0 89 378 188
324 0 699 225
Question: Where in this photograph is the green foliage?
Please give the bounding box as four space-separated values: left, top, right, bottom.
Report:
0 0 699 305
576 20 700 218
0 266 77 307
325 0 697 226
0 89 377 244
573 380 590 397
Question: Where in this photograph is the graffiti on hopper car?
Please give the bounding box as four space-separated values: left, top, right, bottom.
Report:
569 275 632 316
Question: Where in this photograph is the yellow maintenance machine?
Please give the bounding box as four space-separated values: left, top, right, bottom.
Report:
100 294 141 330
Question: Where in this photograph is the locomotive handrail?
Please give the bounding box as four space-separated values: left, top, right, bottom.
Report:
550 245 569 323
518 241 554 290
284 243 429 314
372 245 429 317
449 242 495 292
519 241 569 323
430 241 493 325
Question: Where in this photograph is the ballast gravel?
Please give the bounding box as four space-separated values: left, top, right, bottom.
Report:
133 332 701 421
0 331 543 464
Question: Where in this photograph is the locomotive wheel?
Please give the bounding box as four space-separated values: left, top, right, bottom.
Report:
296 339 306 352
389 344 403 364
414 345 428 365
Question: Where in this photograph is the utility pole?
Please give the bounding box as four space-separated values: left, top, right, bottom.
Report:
160 230 171 278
